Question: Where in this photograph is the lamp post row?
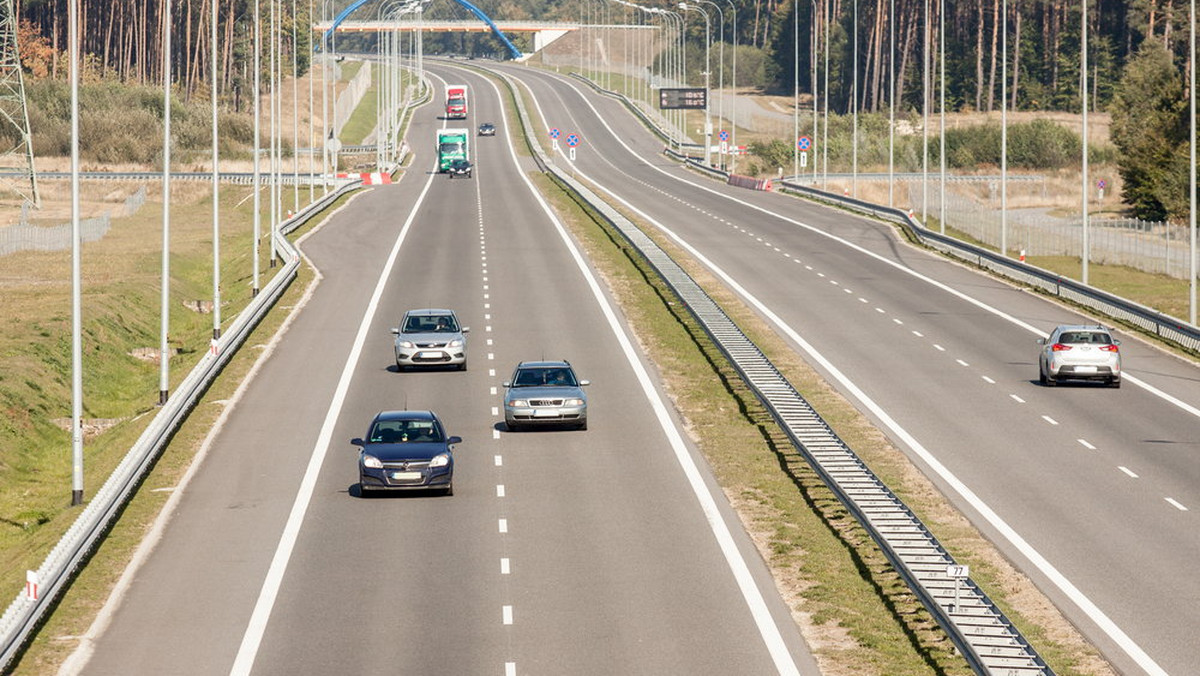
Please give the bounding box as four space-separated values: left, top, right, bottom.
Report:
70 0 339 503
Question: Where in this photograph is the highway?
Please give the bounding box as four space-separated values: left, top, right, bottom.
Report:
486 63 1200 676
65 65 817 675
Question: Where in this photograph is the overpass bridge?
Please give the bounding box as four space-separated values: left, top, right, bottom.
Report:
313 20 654 54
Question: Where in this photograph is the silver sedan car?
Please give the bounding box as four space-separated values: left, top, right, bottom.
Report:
391 309 469 371
503 360 589 431
1038 324 1122 387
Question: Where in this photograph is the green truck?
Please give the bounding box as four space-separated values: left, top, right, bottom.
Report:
436 128 470 173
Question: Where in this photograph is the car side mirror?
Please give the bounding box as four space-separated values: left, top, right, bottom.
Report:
390 328 399 335
1113 339 1121 346
579 380 590 386
502 381 511 387
462 327 470 333
351 438 365 447
447 436 462 445
1036 338 1046 345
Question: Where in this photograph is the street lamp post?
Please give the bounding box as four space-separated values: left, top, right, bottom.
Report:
679 2 711 166
697 0 724 167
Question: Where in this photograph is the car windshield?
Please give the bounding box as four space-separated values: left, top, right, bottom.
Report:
403 314 459 333
439 141 465 155
368 420 443 444
512 367 577 387
1059 331 1112 345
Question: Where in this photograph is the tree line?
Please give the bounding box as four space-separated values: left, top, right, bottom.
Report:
11 0 1197 221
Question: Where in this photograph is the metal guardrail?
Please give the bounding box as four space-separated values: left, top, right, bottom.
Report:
769 180 1200 354
0 179 360 672
514 70 1055 674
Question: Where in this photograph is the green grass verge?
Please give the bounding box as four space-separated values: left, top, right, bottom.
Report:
1 186 353 674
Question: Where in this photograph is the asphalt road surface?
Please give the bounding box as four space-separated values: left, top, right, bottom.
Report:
488 63 1200 676
64 65 818 675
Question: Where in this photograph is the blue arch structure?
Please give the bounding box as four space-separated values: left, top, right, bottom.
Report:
321 0 522 60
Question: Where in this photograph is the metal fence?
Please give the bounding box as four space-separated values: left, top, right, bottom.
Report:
0 186 148 257
906 182 1194 280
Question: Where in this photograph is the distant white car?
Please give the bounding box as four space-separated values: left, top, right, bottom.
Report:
1038 324 1121 387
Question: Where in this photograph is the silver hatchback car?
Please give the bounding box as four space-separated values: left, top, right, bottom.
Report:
1038 324 1121 387
391 309 469 371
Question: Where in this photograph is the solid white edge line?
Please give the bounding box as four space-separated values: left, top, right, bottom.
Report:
504 78 803 676
228 110 444 676
525 72 1168 676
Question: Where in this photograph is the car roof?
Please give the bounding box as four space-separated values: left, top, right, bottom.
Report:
404 308 456 317
373 410 438 423
1052 324 1110 333
516 360 572 369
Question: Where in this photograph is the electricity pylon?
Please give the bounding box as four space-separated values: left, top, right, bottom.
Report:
0 0 39 208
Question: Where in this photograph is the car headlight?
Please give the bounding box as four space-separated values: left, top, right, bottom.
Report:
508 399 528 407
564 398 584 406
448 339 463 348
361 454 382 469
429 453 451 468
397 340 414 349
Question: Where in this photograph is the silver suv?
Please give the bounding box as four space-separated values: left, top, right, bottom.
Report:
392 309 469 371
1038 324 1121 387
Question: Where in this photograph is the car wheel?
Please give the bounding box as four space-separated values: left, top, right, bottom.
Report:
1109 378 1121 388
459 361 467 372
359 483 372 498
507 421 520 432
577 420 588 431
444 483 454 497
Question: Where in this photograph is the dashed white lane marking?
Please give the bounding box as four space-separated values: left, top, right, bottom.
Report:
487 339 494 346
501 558 510 574
912 330 924 337
956 359 970 367
490 386 497 395
829 279 838 285
506 663 516 676
858 297 869 303
494 454 503 466
934 344 946 352
982 376 996 384
1078 439 1096 450
498 519 508 533
497 485 506 497
484 293 490 299
489 369 496 377
1119 466 1139 478
492 429 500 440
502 606 513 625
892 318 903 325
488 352 495 360
486 325 492 332
875 307 885 313
485 303 491 309
485 314 491 320
1010 394 1026 403
817 272 826 278
1042 415 1059 425
491 406 499 416
1165 498 1188 511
